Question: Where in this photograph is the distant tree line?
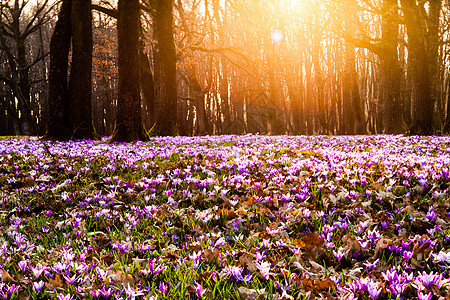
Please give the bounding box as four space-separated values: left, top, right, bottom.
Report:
1 0 450 140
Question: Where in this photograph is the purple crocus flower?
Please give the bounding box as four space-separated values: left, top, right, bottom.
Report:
92 287 113 299
426 208 437 222
403 250 413 261
0 284 19 298
414 271 449 290
117 243 129 254
194 281 205 298
366 281 382 299
32 280 44 292
224 265 244 281
62 274 79 285
31 265 47 279
159 281 171 294
417 291 433 300
382 268 400 285
149 258 166 276
18 260 28 272
363 259 379 272
57 294 74 300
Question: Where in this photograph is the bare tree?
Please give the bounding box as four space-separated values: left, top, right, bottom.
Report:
109 0 148 142
0 0 52 135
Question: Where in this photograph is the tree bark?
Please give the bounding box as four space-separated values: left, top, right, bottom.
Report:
110 0 148 142
401 0 434 135
68 0 95 139
343 43 356 135
380 0 406 134
139 48 155 128
46 0 72 139
428 0 442 130
152 0 178 136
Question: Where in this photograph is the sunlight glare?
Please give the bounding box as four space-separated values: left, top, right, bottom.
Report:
271 30 284 43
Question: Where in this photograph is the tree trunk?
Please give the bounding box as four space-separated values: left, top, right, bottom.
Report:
401 0 434 135
313 40 327 134
46 0 72 139
219 58 231 134
152 0 178 136
428 0 442 130
343 43 356 135
444 77 450 133
16 36 34 135
139 48 155 128
68 0 95 139
381 0 406 134
110 0 148 142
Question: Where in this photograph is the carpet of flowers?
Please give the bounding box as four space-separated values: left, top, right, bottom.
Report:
0 134 449 300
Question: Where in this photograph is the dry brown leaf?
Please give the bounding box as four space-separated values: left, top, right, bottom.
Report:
104 271 135 286
238 286 266 300
314 277 336 291
45 274 65 290
1 270 15 283
197 271 215 284
203 248 220 263
238 252 254 270
413 241 432 261
374 237 391 258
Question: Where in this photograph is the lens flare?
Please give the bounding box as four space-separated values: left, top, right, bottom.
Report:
271 30 284 43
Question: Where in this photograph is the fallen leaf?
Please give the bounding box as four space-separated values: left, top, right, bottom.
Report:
238 286 266 300
45 274 65 290
1 270 14 283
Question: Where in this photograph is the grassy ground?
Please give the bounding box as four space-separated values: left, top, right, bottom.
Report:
0 134 449 300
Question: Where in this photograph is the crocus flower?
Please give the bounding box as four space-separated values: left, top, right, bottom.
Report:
413 271 449 290
194 281 205 298
159 281 171 294
266 226 279 236
149 258 166 276
189 251 202 269
91 287 113 298
31 265 47 279
403 250 413 261
366 280 382 299
62 274 79 285
223 265 243 281
417 291 432 300
57 294 74 300
363 259 379 272
124 283 144 298
32 281 44 292
18 260 28 272
256 261 272 280
433 251 450 264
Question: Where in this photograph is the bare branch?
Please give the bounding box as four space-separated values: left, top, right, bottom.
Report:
91 4 118 19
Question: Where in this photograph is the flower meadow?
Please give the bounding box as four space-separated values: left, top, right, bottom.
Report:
0 134 449 300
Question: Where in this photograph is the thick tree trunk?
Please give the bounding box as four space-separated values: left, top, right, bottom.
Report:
152 0 178 136
68 0 95 139
428 0 442 130
46 0 72 139
401 0 434 135
185 65 210 135
444 77 450 133
379 0 405 134
110 0 148 142
139 48 155 128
